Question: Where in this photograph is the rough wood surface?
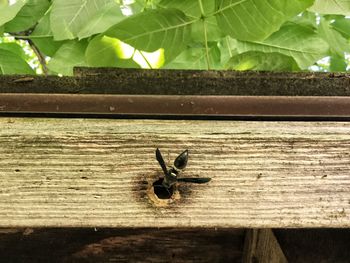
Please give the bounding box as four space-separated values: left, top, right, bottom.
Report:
0 228 244 262
275 229 350 263
0 118 350 227
1 68 350 95
243 229 287 263
1 228 349 262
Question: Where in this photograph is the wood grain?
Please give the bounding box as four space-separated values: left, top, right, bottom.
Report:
1 68 350 96
242 229 287 263
0 118 349 228
0 228 245 263
275 229 350 262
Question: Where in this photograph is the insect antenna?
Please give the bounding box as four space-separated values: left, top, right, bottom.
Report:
156 148 168 177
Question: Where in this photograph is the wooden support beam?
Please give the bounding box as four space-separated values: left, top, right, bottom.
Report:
1 68 350 96
242 229 288 263
0 118 349 228
2 228 350 262
0 94 350 118
0 228 245 262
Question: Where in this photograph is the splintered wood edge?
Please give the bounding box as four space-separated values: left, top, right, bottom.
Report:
0 118 349 228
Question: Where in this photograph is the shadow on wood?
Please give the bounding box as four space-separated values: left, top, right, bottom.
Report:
0 228 245 263
275 229 350 263
243 229 287 263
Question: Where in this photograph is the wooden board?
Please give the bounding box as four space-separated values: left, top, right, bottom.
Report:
2 228 350 262
275 229 350 262
1 68 350 96
0 228 245 262
243 229 287 263
0 118 349 228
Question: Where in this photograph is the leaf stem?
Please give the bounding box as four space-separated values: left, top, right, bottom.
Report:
11 29 49 75
198 0 205 16
202 20 210 70
198 0 210 70
9 35 53 39
139 50 153 69
226 36 233 58
27 38 49 75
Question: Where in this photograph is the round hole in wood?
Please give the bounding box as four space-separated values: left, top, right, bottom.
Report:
152 178 174 199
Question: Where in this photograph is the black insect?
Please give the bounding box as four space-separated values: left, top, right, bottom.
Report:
154 148 211 198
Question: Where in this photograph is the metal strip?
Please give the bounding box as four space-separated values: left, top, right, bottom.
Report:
0 94 349 118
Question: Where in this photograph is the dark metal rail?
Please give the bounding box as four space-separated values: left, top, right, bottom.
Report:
0 94 349 120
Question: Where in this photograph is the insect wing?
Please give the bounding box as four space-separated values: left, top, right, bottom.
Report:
174 150 189 170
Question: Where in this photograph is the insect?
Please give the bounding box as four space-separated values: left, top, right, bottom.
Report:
154 148 211 198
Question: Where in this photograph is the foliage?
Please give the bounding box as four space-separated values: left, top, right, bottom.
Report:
1 0 350 75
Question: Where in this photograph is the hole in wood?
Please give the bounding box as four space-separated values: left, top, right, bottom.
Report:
152 178 174 199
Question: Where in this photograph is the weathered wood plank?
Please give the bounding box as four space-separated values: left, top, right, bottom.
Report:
0 118 349 227
1 68 350 96
0 228 244 262
1 228 349 262
242 229 287 263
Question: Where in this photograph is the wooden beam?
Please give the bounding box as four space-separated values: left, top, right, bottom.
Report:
0 228 245 262
1 68 350 96
275 229 350 262
0 94 350 118
0 118 349 227
242 229 288 263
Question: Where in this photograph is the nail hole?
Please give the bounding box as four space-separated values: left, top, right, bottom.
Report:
153 178 174 199
15 169 20 172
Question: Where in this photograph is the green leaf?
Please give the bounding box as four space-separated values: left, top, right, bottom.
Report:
332 17 350 39
0 42 26 59
77 2 124 39
159 0 214 18
106 8 192 62
164 43 221 69
131 0 153 10
236 24 329 69
309 0 350 15
215 0 314 41
226 51 300 71
85 35 140 68
31 11 65 57
330 55 347 71
0 48 34 74
4 0 50 32
220 36 238 64
289 11 317 29
47 40 88 75
159 1 223 50
191 17 224 42
318 18 350 57
50 0 121 40
127 0 144 14
0 0 27 27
